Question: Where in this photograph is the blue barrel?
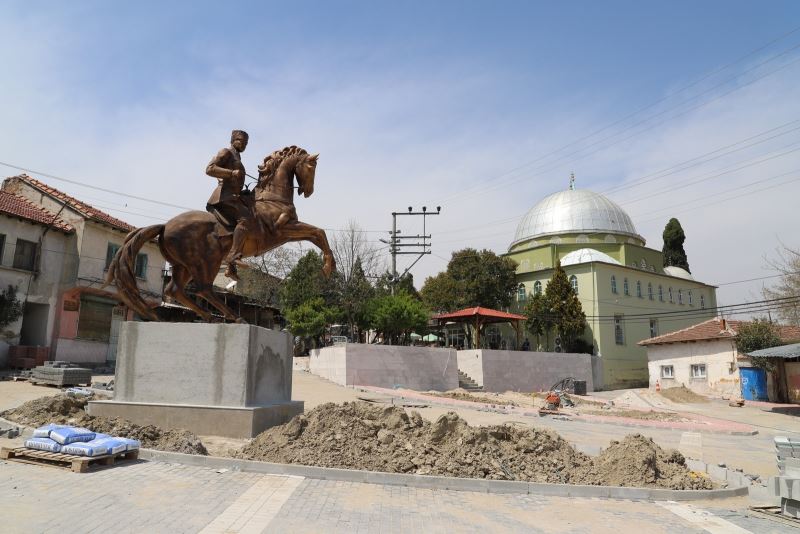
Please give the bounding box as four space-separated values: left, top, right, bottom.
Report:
740 367 768 401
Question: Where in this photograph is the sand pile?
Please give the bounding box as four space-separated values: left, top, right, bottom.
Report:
2 395 207 455
234 402 712 489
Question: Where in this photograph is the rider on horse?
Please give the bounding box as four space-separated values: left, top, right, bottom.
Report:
205 130 271 281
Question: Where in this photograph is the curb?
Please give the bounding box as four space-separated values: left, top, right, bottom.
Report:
138 449 749 501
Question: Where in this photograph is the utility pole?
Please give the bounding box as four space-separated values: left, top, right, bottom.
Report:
380 206 441 294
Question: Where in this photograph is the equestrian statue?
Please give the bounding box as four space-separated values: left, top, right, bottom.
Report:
105 130 335 323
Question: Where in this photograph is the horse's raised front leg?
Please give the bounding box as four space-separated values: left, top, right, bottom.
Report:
280 221 336 276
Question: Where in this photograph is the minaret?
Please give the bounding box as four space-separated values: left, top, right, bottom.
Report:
569 172 575 190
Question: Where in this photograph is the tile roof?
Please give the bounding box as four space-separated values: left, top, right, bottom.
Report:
0 190 74 233
639 317 800 346
13 174 134 232
433 307 527 322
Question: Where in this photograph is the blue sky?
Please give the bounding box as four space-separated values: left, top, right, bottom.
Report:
2 1 800 309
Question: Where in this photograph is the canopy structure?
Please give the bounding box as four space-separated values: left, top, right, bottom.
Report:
749 342 800 359
432 307 527 348
422 333 440 342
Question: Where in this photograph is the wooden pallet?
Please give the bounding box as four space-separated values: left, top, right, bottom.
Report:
0 446 139 473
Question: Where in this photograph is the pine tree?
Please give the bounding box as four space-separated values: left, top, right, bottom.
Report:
541 262 587 352
662 218 691 272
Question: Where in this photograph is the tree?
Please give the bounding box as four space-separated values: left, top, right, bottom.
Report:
246 245 301 280
763 244 800 326
279 251 336 310
337 259 375 340
523 292 551 350
0 285 22 328
530 262 587 352
284 298 332 349
420 248 518 312
366 292 429 345
374 272 419 299
662 218 690 272
735 319 782 371
331 220 384 282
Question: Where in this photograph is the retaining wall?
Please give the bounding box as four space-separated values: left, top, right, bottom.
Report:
457 349 594 393
310 344 458 391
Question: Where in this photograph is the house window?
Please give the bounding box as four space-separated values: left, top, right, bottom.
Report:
569 275 578 294
688 290 693 306
668 287 674 303
661 365 674 379
691 364 706 379
623 278 629 296
13 239 37 271
678 289 683 305
611 275 617 294
76 296 115 342
534 281 542 296
0 234 5 265
135 253 148 279
658 285 664 301
105 243 120 270
650 319 658 338
614 314 624 345
700 294 705 309
648 283 653 300
636 281 642 298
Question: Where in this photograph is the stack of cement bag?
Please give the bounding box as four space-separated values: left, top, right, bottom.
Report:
24 424 140 457
32 361 91 387
769 436 800 518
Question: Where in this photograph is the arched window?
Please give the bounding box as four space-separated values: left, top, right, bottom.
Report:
611 275 617 294
668 287 674 303
569 275 578 294
517 284 526 303
700 294 705 309
688 290 693 306
658 285 664 301
636 281 642 298
640 259 647 269
678 289 683 304
648 283 654 300
623 278 629 296
533 281 542 296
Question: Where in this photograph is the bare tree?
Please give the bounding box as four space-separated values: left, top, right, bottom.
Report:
245 245 303 280
331 220 385 282
763 243 800 326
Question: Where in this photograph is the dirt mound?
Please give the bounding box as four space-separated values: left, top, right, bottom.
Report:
2 395 207 455
575 434 712 489
659 386 710 404
234 402 712 489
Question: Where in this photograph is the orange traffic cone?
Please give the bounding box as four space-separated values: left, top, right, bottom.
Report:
656 380 661 392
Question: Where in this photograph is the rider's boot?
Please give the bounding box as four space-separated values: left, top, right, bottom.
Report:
224 221 248 281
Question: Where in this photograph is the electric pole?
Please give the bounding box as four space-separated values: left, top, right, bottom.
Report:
380 206 441 294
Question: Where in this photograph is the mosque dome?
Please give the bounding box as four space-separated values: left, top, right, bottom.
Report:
560 248 621 267
663 266 694 280
511 188 643 249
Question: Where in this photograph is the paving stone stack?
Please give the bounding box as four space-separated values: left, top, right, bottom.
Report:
770 436 800 518
32 361 92 387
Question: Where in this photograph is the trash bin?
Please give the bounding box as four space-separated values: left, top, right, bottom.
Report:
573 380 587 396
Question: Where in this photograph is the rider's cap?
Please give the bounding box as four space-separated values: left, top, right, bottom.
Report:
231 130 249 141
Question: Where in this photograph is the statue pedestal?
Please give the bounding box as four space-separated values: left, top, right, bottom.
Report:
88 322 303 439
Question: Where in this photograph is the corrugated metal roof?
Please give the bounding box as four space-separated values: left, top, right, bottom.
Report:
748 342 800 359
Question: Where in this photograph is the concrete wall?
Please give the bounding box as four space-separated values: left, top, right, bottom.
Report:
457 349 594 393
310 344 458 391
645 339 741 398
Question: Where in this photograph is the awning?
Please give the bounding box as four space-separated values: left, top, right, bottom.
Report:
748 342 800 359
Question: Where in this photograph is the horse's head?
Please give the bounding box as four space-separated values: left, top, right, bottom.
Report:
295 152 319 198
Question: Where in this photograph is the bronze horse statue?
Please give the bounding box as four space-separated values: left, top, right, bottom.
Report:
106 146 335 323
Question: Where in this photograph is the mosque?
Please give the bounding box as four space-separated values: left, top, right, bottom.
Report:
505 180 717 390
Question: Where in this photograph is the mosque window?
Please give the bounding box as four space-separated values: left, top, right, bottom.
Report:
611 275 617 294
658 285 664 301
623 278 629 296
688 290 693 306
636 281 642 298
640 259 647 269
668 287 674 303
614 315 625 345
569 275 578 294
517 284 526 303
650 266 656 272
534 281 542 296
648 283 654 300
700 294 705 309
678 289 684 304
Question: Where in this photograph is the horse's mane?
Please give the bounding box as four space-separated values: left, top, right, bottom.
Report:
257 145 308 188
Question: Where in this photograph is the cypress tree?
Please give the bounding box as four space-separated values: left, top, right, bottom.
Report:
662 218 690 272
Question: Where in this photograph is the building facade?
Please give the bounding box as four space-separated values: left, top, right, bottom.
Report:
505 185 717 390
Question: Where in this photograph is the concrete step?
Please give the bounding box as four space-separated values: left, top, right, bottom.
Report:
458 370 483 391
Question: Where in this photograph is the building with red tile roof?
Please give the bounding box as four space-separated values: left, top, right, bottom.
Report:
0 190 74 233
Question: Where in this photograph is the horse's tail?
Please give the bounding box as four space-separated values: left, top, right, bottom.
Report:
105 224 164 321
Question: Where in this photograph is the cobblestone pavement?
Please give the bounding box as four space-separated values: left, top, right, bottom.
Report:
2 459 782 533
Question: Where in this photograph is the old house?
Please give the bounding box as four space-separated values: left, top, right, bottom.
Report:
2 174 166 366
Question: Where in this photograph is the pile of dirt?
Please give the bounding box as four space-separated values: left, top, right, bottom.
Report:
234 401 712 489
659 386 710 404
426 391 518 406
2 395 207 455
581 408 688 422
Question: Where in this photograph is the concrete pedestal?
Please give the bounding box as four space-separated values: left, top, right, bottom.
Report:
88 322 303 438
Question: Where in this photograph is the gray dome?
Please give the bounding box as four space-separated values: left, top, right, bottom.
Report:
511 189 642 248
